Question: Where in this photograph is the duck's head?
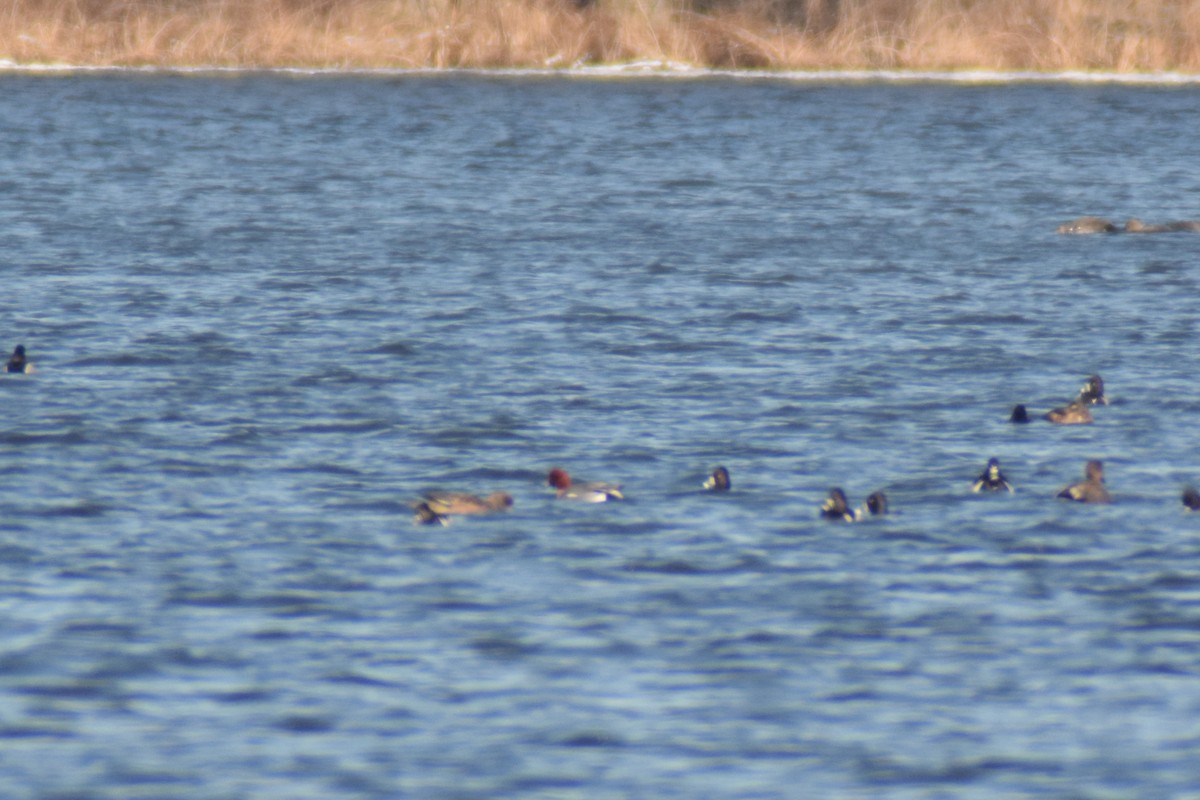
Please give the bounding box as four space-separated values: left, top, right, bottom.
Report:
703 466 731 491
1009 405 1029 423
1184 488 1200 511
12 345 24 358
865 491 888 515
487 492 515 509
546 468 571 490
1085 460 1105 483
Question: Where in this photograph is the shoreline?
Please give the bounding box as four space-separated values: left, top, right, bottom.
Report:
4 59 1200 85
5 1 1200 76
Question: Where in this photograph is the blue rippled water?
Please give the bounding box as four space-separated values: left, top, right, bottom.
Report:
2 71 1200 798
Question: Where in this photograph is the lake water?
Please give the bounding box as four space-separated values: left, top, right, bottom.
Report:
2 68 1200 799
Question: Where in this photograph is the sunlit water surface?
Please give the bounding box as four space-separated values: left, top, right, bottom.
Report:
2 71 1200 798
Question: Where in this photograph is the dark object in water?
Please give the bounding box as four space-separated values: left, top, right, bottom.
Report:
1077 374 1107 405
703 466 731 492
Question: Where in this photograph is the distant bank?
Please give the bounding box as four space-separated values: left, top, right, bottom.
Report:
3 0 1200 73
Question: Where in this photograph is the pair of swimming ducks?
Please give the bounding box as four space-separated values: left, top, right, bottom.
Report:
976 459 1200 509
412 466 728 525
971 457 1110 504
412 467 635 524
1057 216 1200 234
1010 374 1106 425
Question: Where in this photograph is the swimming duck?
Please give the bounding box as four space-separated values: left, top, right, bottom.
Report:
1124 218 1173 233
1183 488 1200 512
1056 216 1116 234
863 491 888 516
1044 399 1093 425
547 467 624 502
6 345 30 374
1009 404 1030 423
412 490 513 525
972 457 1014 493
702 466 731 492
1057 460 1112 504
1077 374 1107 405
1125 218 1200 233
821 488 858 522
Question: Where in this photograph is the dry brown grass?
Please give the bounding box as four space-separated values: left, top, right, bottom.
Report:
2 0 1199 71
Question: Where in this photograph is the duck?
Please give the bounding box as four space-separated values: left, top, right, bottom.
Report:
1044 399 1093 425
702 466 731 492
1124 218 1174 233
821 488 858 522
1077 374 1107 405
1057 460 1112 504
863 491 888 516
1009 404 1030 423
412 491 513 525
1125 218 1200 233
6 344 31 374
1056 216 1116 234
547 467 624 502
971 457 1013 493
1184 488 1200 512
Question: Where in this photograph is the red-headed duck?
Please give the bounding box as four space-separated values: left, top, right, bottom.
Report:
547 468 624 502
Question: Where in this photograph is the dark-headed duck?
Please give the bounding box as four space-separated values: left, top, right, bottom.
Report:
547 467 624 502
972 457 1014 493
1077 374 1107 405
1183 488 1200 512
6 345 30 374
1057 460 1112 504
1044 399 1093 425
703 466 731 492
412 490 514 525
1009 404 1030 423
821 488 857 522
863 491 888 516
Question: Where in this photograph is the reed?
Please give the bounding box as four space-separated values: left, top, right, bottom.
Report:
3 0 1199 71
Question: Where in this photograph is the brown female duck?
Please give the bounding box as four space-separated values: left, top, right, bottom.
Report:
1057 460 1112 504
